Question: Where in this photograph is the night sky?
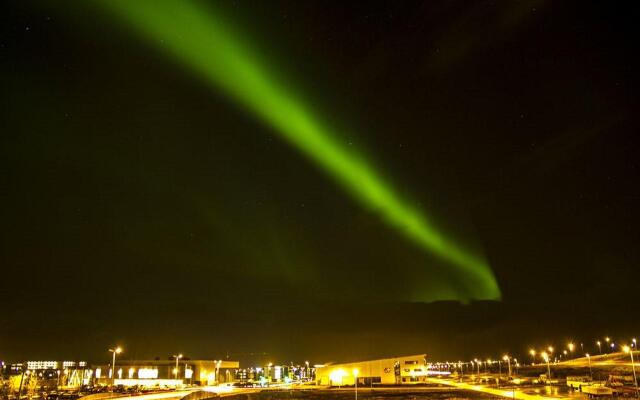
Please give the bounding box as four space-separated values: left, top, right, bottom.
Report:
1 1 639 365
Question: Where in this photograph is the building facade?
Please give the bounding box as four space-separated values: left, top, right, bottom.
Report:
94 359 239 387
315 354 428 386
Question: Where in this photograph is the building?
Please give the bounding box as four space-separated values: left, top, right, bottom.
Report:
315 354 428 386
93 359 239 387
234 362 315 384
6 360 92 388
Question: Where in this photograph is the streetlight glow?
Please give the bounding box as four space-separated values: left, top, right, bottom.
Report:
108 346 123 388
353 368 359 400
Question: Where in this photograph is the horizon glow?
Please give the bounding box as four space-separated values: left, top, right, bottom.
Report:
95 0 500 301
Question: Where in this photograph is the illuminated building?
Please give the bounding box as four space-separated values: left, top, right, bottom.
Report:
235 363 315 384
93 359 238 387
315 354 428 386
6 360 92 388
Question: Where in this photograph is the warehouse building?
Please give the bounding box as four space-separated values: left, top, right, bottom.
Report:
315 354 428 386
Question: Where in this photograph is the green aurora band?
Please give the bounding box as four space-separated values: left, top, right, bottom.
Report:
95 0 500 301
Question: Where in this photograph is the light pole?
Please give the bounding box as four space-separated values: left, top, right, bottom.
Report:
108 347 122 388
585 354 592 379
605 337 610 353
353 369 359 400
305 361 309 381
623 346 639 399
529 349 536 365
597 341 602 354
474 359 480 375
541 352 551 381
503 356 512 377
173 354 183 382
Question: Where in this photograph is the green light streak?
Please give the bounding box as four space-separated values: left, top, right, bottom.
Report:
96 0 500 300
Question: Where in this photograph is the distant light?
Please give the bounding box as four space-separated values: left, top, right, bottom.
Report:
622 345 631 353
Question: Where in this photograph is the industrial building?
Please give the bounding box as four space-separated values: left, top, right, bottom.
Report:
6 359 239 388
315 354 428 386
94 359 239 387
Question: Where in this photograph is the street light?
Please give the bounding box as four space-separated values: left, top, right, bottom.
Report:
529 349 536 365
597 341 602 354
541 352 551 381
108 347 122 388
353 368 359 400
585 354 592 379
503 355 512 377
173 354 183 381
568 343 575 356
622 345 639 399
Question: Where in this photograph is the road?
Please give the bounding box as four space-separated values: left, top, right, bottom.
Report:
426 377 584 400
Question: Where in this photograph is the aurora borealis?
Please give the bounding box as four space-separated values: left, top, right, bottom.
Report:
3 0 639 363
94 0 499 301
